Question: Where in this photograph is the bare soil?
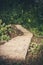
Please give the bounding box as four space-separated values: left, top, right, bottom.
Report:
9 25 24 38
26 36 43 65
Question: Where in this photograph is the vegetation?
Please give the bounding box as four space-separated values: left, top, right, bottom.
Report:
0 0 43 65
0 19 12 41
0 0 43 37
0 19 23 42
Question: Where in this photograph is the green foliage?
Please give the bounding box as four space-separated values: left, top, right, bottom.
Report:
29 42 43 54
0 35 10 41
0 0 43 37
0 20 12 41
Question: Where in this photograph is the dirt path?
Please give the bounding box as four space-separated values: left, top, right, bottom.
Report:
0 25 33 65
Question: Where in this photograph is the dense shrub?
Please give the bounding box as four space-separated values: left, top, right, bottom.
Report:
0 19 12 41
0 0 43 36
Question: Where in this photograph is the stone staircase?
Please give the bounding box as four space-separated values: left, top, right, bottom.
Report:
0 25 33 64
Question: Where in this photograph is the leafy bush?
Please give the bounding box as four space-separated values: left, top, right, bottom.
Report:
0 0 43 37
0 19 12 41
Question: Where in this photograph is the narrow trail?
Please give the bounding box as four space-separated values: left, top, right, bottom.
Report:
0 25 33 65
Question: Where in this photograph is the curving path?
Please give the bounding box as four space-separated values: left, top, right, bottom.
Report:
0 25 33 62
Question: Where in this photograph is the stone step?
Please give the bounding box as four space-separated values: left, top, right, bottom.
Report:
0 25 33 62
